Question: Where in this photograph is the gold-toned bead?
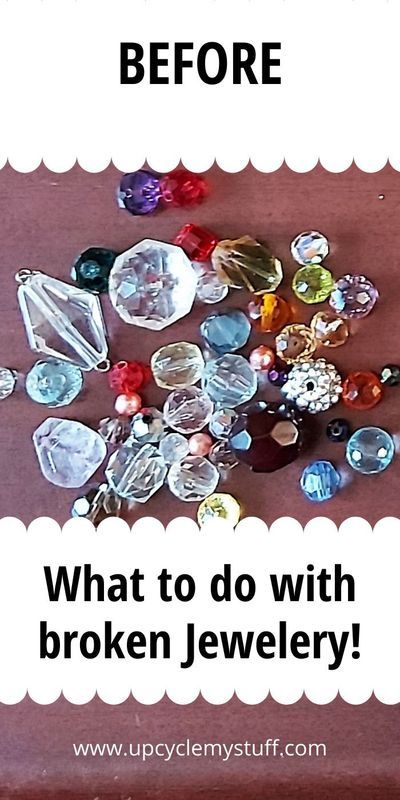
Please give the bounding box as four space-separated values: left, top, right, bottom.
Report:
275 324 317 364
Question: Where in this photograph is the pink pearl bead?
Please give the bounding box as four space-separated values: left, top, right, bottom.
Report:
114 393 142 416
249 345 275 372
188 433 213 456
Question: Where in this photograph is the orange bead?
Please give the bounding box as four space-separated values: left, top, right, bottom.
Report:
114 392 142 416
249 345 275 372
342 371 383 410
258 293 291 333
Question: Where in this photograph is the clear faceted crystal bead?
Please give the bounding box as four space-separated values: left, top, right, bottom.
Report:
106 442 167 502
98 416 132 445
71 483 122 522
201 354 257 407
17 271 108 371
196 272 229 304
151 342 205 389
209 407 239 439
33 417 107 488
25 358 83 407
209 440 238 472
0 367 17 400
159 432 190 465
167 455 219 502
108 239 198 330
291 231 329 265
163 387 214 434
130 408 167 444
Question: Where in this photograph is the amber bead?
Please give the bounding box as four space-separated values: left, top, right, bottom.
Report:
311 311 349 348
256 293 291 333
342 371 383 410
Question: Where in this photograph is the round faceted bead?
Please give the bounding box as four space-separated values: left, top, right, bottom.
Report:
159 432 190 465
209 440 238 472
106 443 167 502
342 371 383 410
229 401 304 473
197 493 241 526
202 354 257 407
291 230 329 265
108 360 151 394
151 342 204 390
281 358 342 414
380 364 400 386
188 432 213 456
130 407 166 444
25 358 83 407
292 265 334 304
300 460 341 502
310 311 349 348
200 309 251 355
163 387 213 434
167 455 219 502
173 223 217 262
209 407 239 439
196 271 229 304
249 345 275 372
160 169 208 207
329 274 378 319
0 367 17 400
326 417 351 443
117 170 161 215
114 392 142 416
98 416 132 445
275 324 317 364
257 293 291 333
71 247 117 294
346 426 395 474
268 366 291 388
212 235 283 295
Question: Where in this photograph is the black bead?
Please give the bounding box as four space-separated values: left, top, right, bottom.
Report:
71 247 117 294
380 364 400 386
326 418 351 443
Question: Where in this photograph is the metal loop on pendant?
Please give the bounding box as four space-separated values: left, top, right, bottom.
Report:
15 268 40 284
95 358 111 373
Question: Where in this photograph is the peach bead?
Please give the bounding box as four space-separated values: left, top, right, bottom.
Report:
188 433 213 456
114 392 142 416
249 345 275 372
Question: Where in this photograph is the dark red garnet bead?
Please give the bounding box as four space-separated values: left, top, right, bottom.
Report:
229 401 304 473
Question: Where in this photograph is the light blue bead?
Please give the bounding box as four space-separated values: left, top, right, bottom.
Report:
300 460 341 502
25 358 83 407
346 426 394 474
201 354 257 407
200 309 251 354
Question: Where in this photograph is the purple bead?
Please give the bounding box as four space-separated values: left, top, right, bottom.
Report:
268 367 291 388
329 274 378 319
117 171 161 215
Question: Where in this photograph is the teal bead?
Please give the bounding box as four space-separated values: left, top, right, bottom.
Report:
71 247 117 293
300 460 341 502
346 427 394 474
200 309 251 354
25 358 83 407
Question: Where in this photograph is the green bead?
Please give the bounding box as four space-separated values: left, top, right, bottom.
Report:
292 265 334 305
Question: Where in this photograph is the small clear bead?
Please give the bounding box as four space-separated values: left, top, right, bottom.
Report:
0 367 17 400
167 455 219 502
209 408 239 439
196 272 229 304
159 432 190 465
209 440 238 473
106 443 167 502
97 416 132 445
346 427 394 474
163 387 213 434
202 354 257 407
291 230 329 265
130 408 167 444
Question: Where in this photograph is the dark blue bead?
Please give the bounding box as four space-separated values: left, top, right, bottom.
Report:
72 247 117 293
326 418 351 443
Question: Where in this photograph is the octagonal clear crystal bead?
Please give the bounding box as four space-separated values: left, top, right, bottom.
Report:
108 239 198 330
106 442 167 502
167 455 219 502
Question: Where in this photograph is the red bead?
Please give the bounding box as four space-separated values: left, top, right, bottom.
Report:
160 169 208 207
342 371 383 410
173 223 217 262
108 360 151 394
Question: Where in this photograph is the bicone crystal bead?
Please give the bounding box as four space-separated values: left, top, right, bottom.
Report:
17 271 108 371
196 272 229 304
163 387 213 434
159 433 190 465
108 239 198 330
167 455 219 502
211 235 283 294
197 493 241 526
202 354 257 407
346 426 394 474
151 342 205 389
33 417 107 488
300 460 341 502
200 309 251 355
106 443 167 502
25 358 83 407
291 231 329 265
0 367 17 400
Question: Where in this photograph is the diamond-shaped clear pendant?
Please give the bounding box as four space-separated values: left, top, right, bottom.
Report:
16 270 108 371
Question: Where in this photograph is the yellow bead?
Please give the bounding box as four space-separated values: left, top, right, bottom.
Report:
197 493 241 526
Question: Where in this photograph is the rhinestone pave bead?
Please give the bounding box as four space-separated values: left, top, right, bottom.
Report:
300 460 341 502
229 402 303 473
106 443 167 501
281 359 342 414
33 418 107 488
200 309 251 355
292 265 334 304
151 342 205 389
342 371 383 410
118 171 161 215
197 493 241 526
108 239 197 330
291 231 329 265
346 427 395 474
0 367 17 400
329 275 378 318
17 271 108 371
163 387 213 434
167 455 219 502
71 248 117 294
202 354 257 407
211 235 283 294
25 359 83 407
